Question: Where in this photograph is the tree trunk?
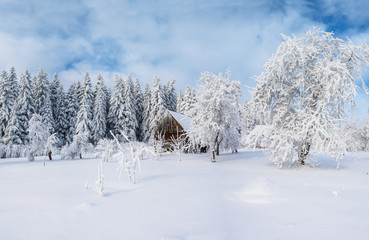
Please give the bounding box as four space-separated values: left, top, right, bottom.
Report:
216 143 220 156
211 150 216 162
80 153 82 159
299 142 310 165
48 151 52 160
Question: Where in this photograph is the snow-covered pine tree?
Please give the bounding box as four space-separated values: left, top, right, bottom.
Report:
33 68 54 134
76 80 83 105
248 28 369 167
3 109 22 146
188 71 242 161
240 99 254 135
134 78 144 141
166 78 177 111
65 83 80 144
15 69 35 144
92 74 108 145
75 72 94 143
181 86 196 116
120 75 138 141
176 91 182 113
50 73 68 146
108 75 125 139
0 68 19 139
8 67 19 101
141 83 151 142
149 76 166 140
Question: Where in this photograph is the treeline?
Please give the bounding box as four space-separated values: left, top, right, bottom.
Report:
0 67 197 158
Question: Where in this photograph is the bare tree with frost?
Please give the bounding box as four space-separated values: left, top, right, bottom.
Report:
188 71 242 161
248 28 369 167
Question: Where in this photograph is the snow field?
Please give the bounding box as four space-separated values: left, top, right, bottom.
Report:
1 150 369 239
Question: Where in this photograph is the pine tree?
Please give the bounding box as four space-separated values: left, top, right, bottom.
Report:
141 83 151 142
50 73 68 146
149 76 166 139
65 83 79 144
33 68 54 134
134 78 143 141
16 69 35 144
92 74 108 145
75 72 94 143
108 75 125 139
0 68 19 138
176 91 183 113
166 78 177 111
181 86 196 116
121 75 138 141
3 109 22 145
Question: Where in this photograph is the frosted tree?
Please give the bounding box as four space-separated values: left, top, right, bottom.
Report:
141 83 151 142
65 83 80 144
181 86 196 116
149 76 166 140
33 68 54 134
28 114 54 161
188 71 242 161
166 78 177 111
121 75 138 141
16 69 35 144
176 91 183 113
108 75 125 140
0 69 18 138
92 74 108 145
248 28 369 167
50 73 68 146
3 109 22 146
240 99 254 135
134 78 144 141
75 72 94 143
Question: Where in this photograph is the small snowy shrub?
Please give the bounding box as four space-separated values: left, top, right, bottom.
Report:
94 138 116 162
0 143 7 158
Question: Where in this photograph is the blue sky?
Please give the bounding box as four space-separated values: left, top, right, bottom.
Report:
1 0 369 119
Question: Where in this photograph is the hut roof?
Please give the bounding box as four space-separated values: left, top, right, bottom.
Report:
168 110 191 131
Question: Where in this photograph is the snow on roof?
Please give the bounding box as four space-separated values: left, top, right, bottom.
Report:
168 110 191 131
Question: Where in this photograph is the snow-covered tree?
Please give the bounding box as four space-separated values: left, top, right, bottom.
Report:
108 75 125 140
75 73 94 143
176 91 183 113
92 74 108 145
0 69 18 138
65 83 80 144
134 78 144 141
33 68 54 134
240 99 254 135
27 114 53 161
50 73 68 146
141 83 151 142
16 69 35 144
248 28 369 167
3 109 22 146
121 75 138 141
188 71 242 161
149 76 166 140
166 78 177 111
181 86 196 116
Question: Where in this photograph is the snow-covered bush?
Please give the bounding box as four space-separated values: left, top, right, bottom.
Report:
248 28 369 167
94 138 116 162
60 132 93 159
343 122 369 152
169 134 190 162
112 131 155 184
188 71 242 161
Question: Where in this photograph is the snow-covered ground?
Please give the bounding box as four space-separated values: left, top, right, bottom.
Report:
1 150 369 240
